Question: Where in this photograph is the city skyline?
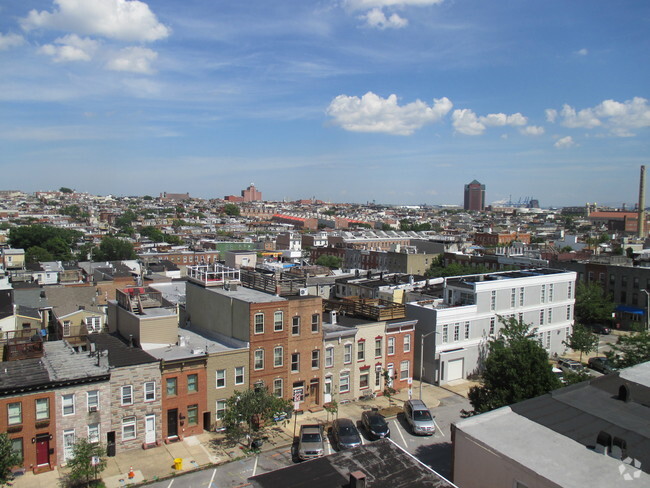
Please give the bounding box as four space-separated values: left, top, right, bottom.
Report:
1 0 649 206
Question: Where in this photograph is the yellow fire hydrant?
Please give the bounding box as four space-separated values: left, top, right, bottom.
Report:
174 458 183 470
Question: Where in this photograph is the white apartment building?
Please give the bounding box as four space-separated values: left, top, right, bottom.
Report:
406 269 577 385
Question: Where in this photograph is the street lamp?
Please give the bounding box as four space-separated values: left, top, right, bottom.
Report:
419 330 439 400
642 289 650 332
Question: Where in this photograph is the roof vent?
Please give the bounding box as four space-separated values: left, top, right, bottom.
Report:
595 431 612 455
349 471 367 488
618 384 631 402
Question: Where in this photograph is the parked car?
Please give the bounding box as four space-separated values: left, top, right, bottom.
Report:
361 410 390 440
557 357 585 375
403 399 435 436
297 424 325 461
331 418 362 450
588 324 611 335
588 356 616 374
552 366 566 384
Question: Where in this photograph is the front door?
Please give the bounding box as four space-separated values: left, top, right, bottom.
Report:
309 379 320 405
387 364 394 387
167 409 178 438
36 435 49 466
324 377 332 403
145 414 156 444
63 430 75 462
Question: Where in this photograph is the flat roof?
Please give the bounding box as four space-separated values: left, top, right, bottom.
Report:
200 282 286 304
144 327 247 360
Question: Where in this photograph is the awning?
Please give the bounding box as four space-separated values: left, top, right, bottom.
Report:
615 304 645 315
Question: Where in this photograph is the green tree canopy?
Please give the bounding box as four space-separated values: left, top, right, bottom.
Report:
92 236 137 261
0 433 22 484
59 187 74 193
563 323 599 362
574 281 615 325
316 254 342 268
9 224 82 262
465 316 561 415
223 203 240 216
139 226 166 243
425 255 489 278
606 331 650 369
64 438 107 487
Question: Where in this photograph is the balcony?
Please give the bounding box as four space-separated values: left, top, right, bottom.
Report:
2 329 44 361
324 297 406 321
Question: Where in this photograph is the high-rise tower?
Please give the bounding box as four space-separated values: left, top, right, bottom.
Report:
464 180 485 211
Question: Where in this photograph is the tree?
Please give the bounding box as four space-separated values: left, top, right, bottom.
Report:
25 245 54 263
9 224 82 261
574 281 615 325
563 323 599 362
59 187 74 193
0 433 22 484
64 438 107 487
222 388 292 444
382 369 397 405
465 316 561 415
223 203 240 216
606 331 650 368
425 255 489 278
315 254 342 268
92 236 137 261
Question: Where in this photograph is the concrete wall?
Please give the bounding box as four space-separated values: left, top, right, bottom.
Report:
140 314 178 345
186 282 250 341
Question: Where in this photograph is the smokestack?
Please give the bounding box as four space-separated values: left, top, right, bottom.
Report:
638 165 645 239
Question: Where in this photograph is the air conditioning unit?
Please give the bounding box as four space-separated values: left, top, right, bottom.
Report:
299 288 308 296
88 406 98 413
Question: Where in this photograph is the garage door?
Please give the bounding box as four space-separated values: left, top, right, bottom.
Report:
446 358 464 381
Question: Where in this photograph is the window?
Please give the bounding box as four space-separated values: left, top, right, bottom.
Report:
567 281 572 299
357 341 365 361
166 378 177 396
187 405 198 426
545 331 551 350
214 369 226 390
400 360 410 380
453 324 460 342
490 290 496 311
442 324 448 343
36 398 49 420
274 311 284 331
340 372 350 393
121 385 133 406
359 373 369 389
235 366 245 385
63 430 75 462
8 402 22 425
464 322 470 340
519 287 525 306
311 349 320 368
273 378 283 398
539 310 545 325
547 308 552 323
187 374 198 393
566 305 572 320
375 368 381 387
254 313 264 334
254 349 264 370
87 390 99 411
510 288 516 308
62 394 75 416
85 316 101 333
489 317 496 335
122 417 136 440
549 284 554 302
402 334 411 353
144 382 155 401
10 437 23 463
274 346 284 367
292 316 300 335
541 284 546 303
216 400 226 420
88 423 100 443
387 337 395 355
633 276 640 289
311 314 320 333
325 347 334 368
344 344 352 364
291 353 300 372
375 338 382 358
63 321 71 337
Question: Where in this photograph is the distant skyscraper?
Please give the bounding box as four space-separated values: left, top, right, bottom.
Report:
464 180 485 211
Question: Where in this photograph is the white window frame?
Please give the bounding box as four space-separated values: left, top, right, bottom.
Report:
566 305 571 320
325 347 334 368
216 369 226 388
343 344 352 364
274 346 284 367
442 324 449 343
510 288 516 308
87 390 99 411
62 394 75 416
85 316 101 333
400 360 410 380
7 402 22 425
464 322 470 340
387 337 395 355
254 349 264 370
453 324 460 342
311 314 320 333
374 338 382 358
291 353 300 373
121 385 133 406
254 313 264 334
35 398 49 420
63 320 71 337
216 400 226 421
403 334 411 353
187 374 198 393
339 372 350 393
519 287 525 306
311 349 320 369
144 382 155 402
273 378 283 398
235 366 245 385
88 423 100 444
490 290 496 311
539 310 545 326
274 311 284 332
122 416 136 441
63 429 75 462
489 317 495 336
357 341 365 361
541 284 546 303
292 316 300 335
547 308 553 323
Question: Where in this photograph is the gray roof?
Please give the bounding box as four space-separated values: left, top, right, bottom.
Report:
42 341 110 382
323 323 357 339
201 282 286 304
0 358 51 394
144 327 247 361
619 361 650 388
13 286 51 310
87 333 159 368
44 285 104 318
249 438 455 488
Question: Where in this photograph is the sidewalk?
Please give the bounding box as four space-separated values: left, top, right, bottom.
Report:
9 382 462 488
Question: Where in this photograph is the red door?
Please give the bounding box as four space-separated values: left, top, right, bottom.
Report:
36 437 49 466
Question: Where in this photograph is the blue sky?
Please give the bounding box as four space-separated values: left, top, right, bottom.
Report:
1 0 649 206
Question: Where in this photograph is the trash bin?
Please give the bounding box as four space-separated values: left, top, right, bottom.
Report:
174 458 183 470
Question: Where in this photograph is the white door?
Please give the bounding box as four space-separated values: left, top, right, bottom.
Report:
387 364 394 387
324 377 332 403
145 414 156 444
63 430 75 462
447 358 464 381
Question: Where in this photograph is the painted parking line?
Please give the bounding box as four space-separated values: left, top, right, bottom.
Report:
392 419 408 448
433 419 444 437
252 455 259 477
208 468 217 487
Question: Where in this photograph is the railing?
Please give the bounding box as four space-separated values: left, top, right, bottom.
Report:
324 297 406 321
187 264 240 286
240 269 306 296
2 328 44 361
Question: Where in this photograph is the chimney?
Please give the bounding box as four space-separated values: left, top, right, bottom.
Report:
128 334 134 348
330 310 337 325
349 471 367 488
639 165 646 238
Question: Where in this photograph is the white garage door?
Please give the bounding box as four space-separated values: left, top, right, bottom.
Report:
446 358 464 381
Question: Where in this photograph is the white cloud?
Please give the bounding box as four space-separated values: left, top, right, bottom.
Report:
576 48 588 56
361 8 408 29
452 109 528 135
326 91 452 135
554 136 575 149
21 0 169 42
39 34 98 62
520 125 545 136
0 33 25 50
547 97 650 136
345 0 444 10
106 46 157 74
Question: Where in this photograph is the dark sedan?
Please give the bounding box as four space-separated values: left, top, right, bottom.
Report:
588 356 616 374
361 410 390 440
331 418 362 450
